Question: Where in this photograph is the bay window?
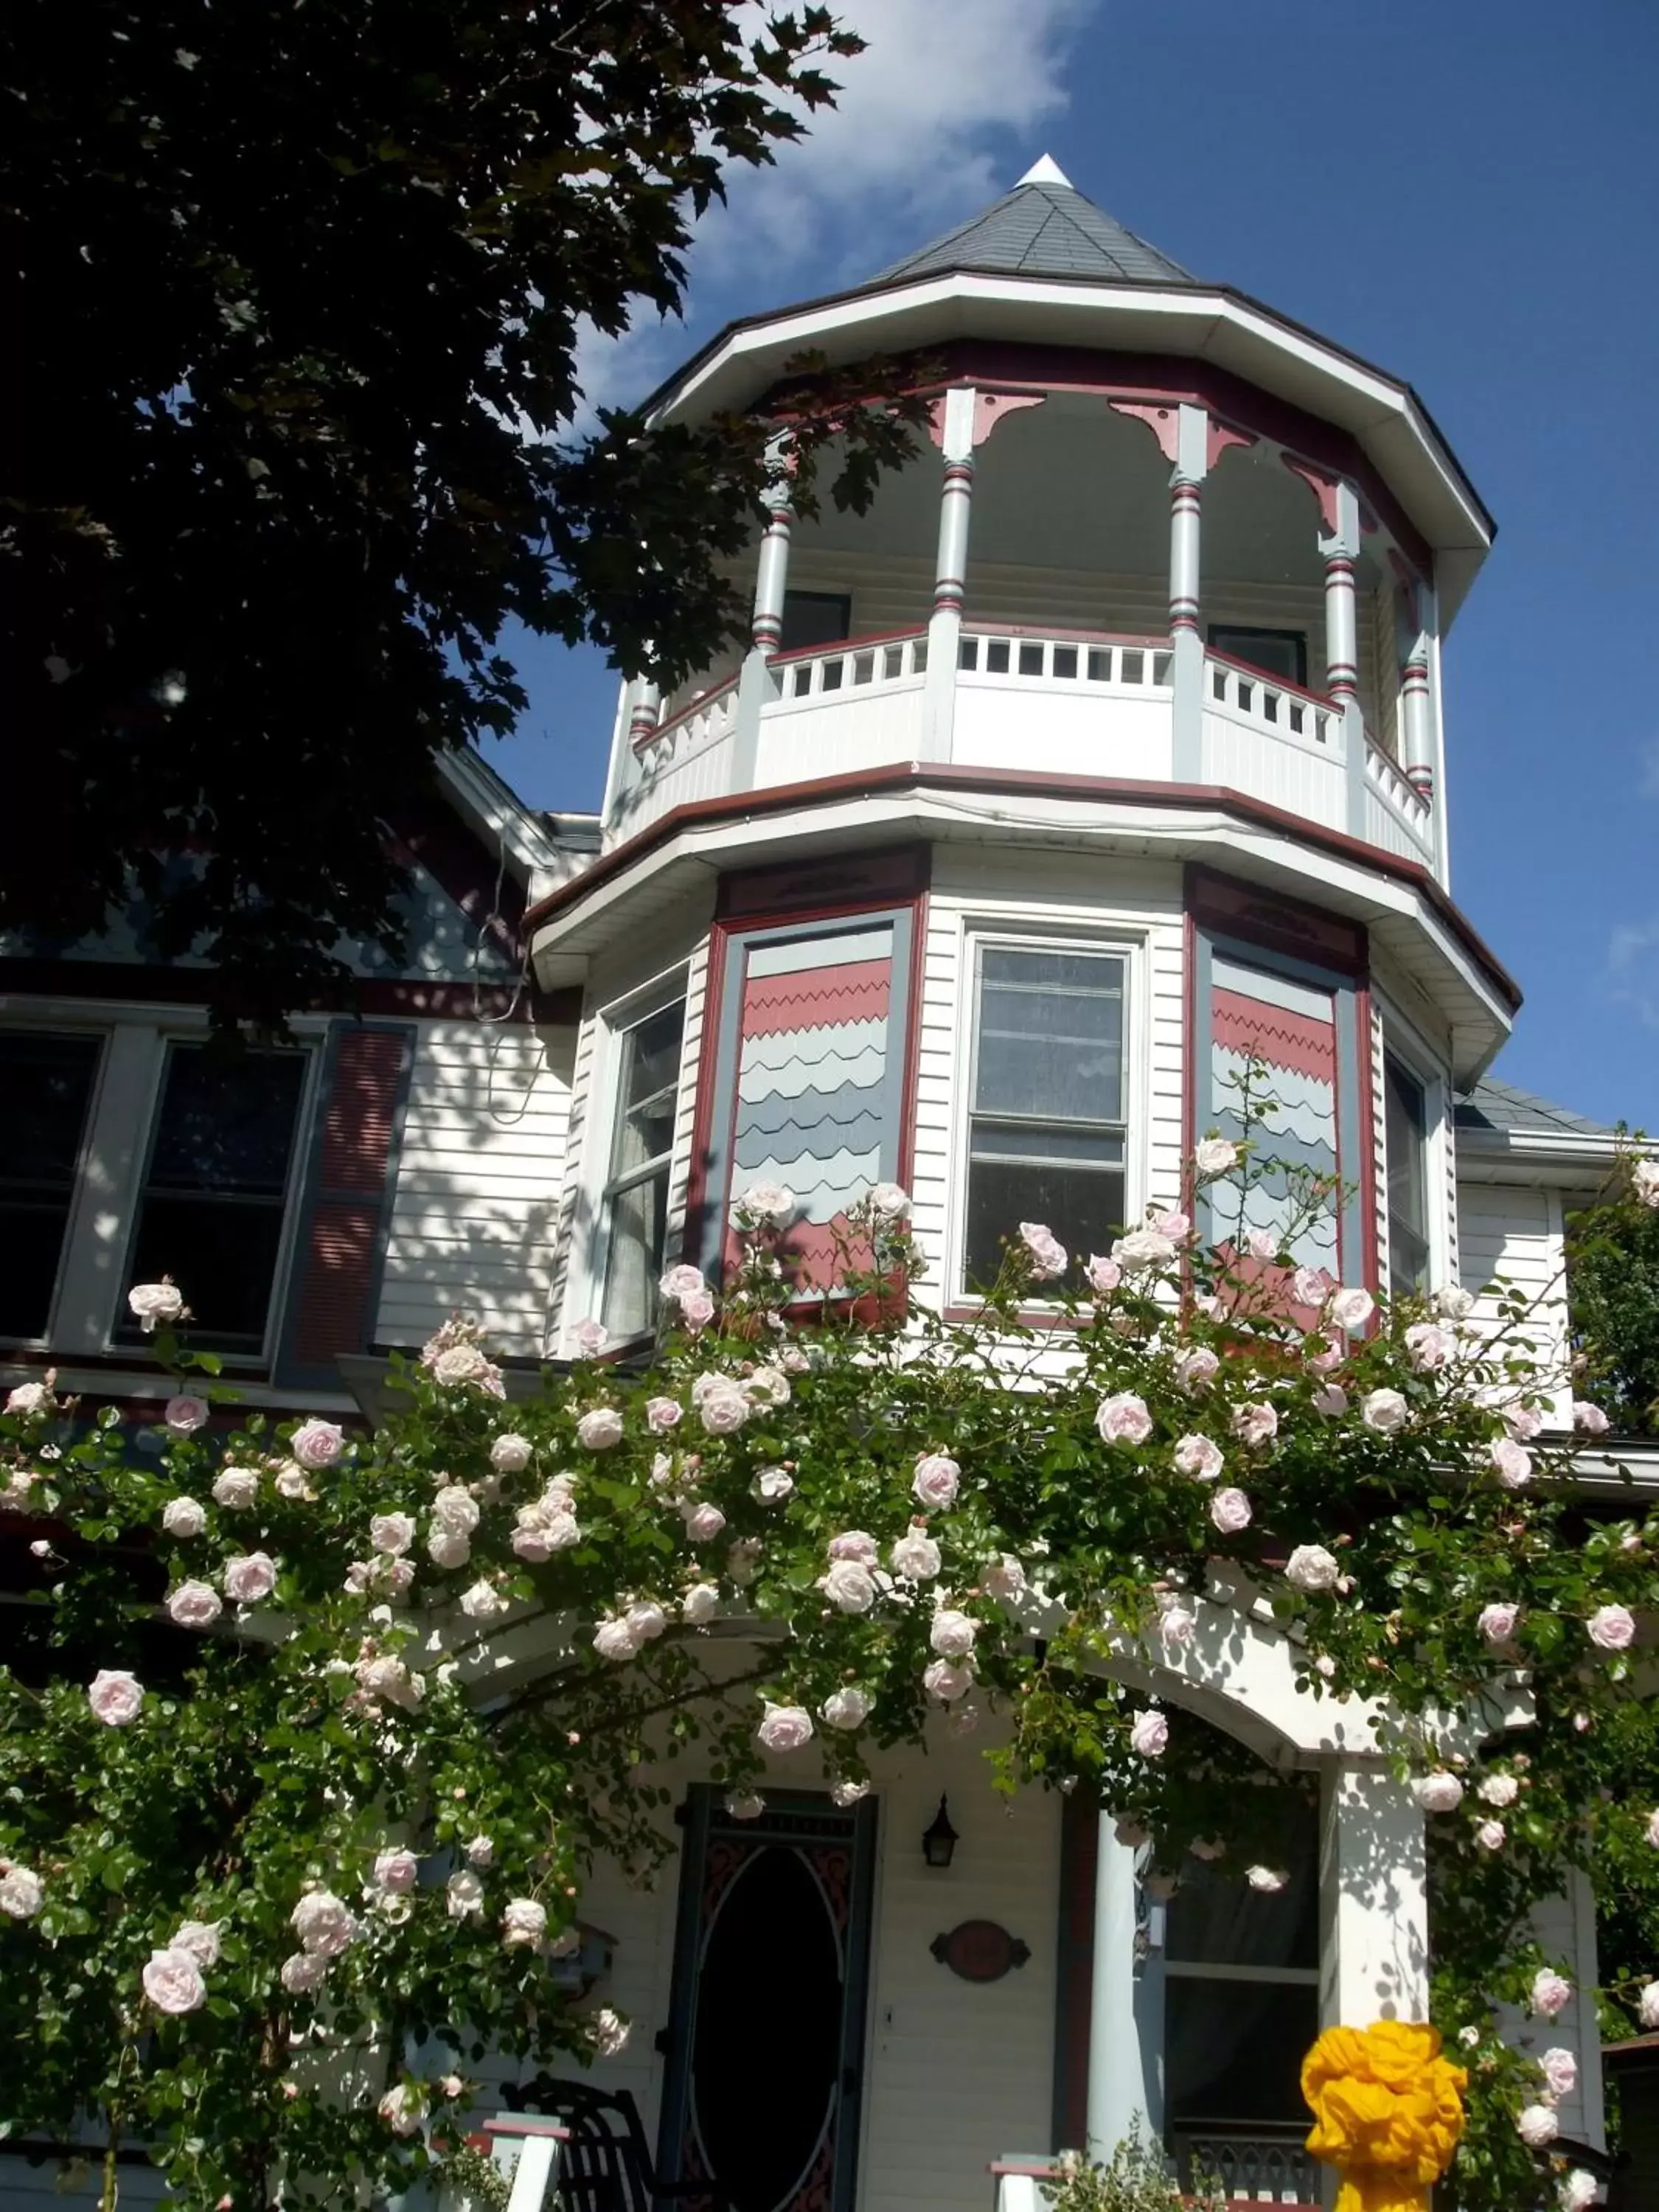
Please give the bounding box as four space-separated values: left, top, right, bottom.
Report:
1384 1052 1432 1293
963 941 1128 1292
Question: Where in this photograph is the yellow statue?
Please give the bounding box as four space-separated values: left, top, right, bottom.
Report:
1301 2021 1468 2212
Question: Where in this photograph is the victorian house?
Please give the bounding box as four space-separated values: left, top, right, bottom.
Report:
1 161 1647 2210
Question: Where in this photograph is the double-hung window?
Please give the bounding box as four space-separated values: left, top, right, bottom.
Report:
599 996 686 1340
118 1043 310 1354
963 942 1128 1292
1384 1053 1432 1293
0 1033 104 1341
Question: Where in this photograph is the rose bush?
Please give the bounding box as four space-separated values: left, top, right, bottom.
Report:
1 1145 1657 2212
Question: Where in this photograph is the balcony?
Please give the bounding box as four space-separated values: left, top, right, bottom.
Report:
611 625 1437 877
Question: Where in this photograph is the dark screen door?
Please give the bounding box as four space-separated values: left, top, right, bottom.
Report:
657 1790 877 2212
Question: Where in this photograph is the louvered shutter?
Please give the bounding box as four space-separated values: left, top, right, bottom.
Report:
275 1021 414 1388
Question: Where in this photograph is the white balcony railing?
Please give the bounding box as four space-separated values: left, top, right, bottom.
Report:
613 626 1438 880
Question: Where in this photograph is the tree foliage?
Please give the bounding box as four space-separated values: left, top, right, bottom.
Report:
1568 1149 1659 1436
0 1 924 1025
4 1137 1658 2211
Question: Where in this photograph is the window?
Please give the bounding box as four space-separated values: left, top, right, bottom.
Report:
119 1044 309 1354
1208 625 1307 688
0 1033 103 1340
964 943 1127 1291
600 996 686 1339
779 592 851 654
1385 1054 1432 1293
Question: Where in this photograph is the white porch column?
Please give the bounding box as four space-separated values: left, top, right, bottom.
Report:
1085 1820 1159 2160
729 448 794 790
1168 403 1208 782
1317 481 1368 838
1318 1763 1429 2028
922 384 977 763
1422 572 1450 885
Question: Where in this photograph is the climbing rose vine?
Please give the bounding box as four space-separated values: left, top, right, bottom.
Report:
2 1135 1658 2212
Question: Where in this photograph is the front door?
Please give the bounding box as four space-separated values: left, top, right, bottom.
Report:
657 1789 877 2212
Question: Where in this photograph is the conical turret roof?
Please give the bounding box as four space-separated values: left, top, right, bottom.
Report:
871 156 1195 290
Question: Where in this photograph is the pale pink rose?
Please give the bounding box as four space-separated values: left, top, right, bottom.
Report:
1307 1335 1346 1376
660 1262 707 1304
502 1896 546 1948
733 1181 796 1229
291 1419 344 1470
828 1531 880 1564
466 1834 495 1868
1019 1222 1068 1280
167 1579 223 1629
1285 1544 1340 1593
913 1452 961 1509
88 1670 144 1725
1414 1772 1464 1813
1085 1254 1122 1294
370 1513 416 1558
1435 1285 1477 1321
756 1703 814 1753
1174 1433 1223 1481
1096 1393 1153 1446
1478 1601 1520 1646
1634 1158 1659 1208
170 1920 222 1967
779 1346 811 1374
571 1318 609 1358
726 1537 763 1585
6 1381 50 1415
681 1582 720 1625
357 1654 422 1709
1588 1604 1636 1650
374 1848 420 1895
681 1289 716 1331
142 1945 206 2014
490 1433 533 1472
224 1552 277 1604
1516 2105 1559 2149
1329 1287 1374 1333
923 1658 973 1702
1194 1137 1238 1177
890 1528 941 1581
726 1791 766 1820
1175 1346 1220 1394
382 1559 414 1599
431 1484 480 1537
752 1467 794 1505
446 1870 485 1919
744 1366 790 1408
1210 1487 1253 1534
431 1341 493 1388
1158 1601 1196 1646
1128 1709 1169 1758
819 1560 877 1613
1531 1968 1573 2019
1573 1401 1611 1436
0 1863 44 1918
459 1579 509 1620
829 1780 870 1809
1474 1819 1506 1851
212 1468 259 1510
378 2084 425 2137
682 1500 727 1544
929 1608 977 1660
164 1394 209 1434
698 1378 751 1436
161 1496 206 1537
869 1182 911 1219
1505 1402 1545 1441
1312 1384 1349 1417
1113 1227 1177 1270
1646 1808 1659 1848
1360 1388 1408 1434
1540 2047 1578 2098
1405 1323 1455 1372
1189 1837 1225 1862
983 1554 1027 1601
1560 2169 1600 2211
1291 1265 1332 1310
1641 1982 1659 2029
589 2007 630 2059
821 1686 872 1729
128 1280 184 1332
273 1464 314 1501
1478 1773 1520 1808
429 1526 472 1569
646 1397 684 1433
592 1615 639 1662
576 1407 623 1451
1151 1210 1192 1244
280 1950 327 1994
1246 1865 1287 1893
1244 1227 1278 1261
1231 1401 1279 1448
625 1600 667 1644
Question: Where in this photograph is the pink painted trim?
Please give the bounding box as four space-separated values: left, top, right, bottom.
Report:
1205 648 1338 716
767 626 926 668
638 672 740 752
1108 397 1181 462
1208 416 1257 470
740 958 891 1034
973 390 1046 448
482 2117 573 2140
1281 452 1345 535
965 622 1171 648
1214 988 1338 1082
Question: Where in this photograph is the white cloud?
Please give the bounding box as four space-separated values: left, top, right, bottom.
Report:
1640 737 1659 799
1606 919 1659 1027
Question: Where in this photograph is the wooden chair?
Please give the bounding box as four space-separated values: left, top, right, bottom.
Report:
499 2076 734 2212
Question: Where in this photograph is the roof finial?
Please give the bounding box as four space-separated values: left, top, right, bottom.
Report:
1016 153 1072 189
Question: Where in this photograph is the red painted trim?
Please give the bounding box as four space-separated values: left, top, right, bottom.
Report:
766 625 926 668
740 959 891 1034
0 959 569 1025
1354 978 1381 1296
681 923 734 1270
641 673 739 750
965 621 1170 648
1213 989 1339 1082
1205 648 1338 717
1189 864 1369 979
527 772 1520 1014
896 876 930 1245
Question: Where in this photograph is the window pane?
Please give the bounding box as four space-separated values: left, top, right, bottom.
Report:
1166 1808 1319 1969
609 1002 686 1183
778 592 851 653
1165 1978 1320 2126
1208 625 1307 688
1385 1056 1430 1293
970 1121 1123 1167
963 1159 1124 1290
602 1169 670 1339
974 947 1124 1121
146 1048 306 1195
0 1034 102 1339
125 1196 288 1351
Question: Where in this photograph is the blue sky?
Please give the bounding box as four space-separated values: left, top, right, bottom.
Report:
490 0 1659 1130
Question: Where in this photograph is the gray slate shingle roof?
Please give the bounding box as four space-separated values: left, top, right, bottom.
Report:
872 173 1194 291
1454 1078 1617 1141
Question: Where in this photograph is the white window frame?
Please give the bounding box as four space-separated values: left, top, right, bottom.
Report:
0 1027 110 1352
948 919 1149 1304
1375 998 1451 1298
579 967 689 1348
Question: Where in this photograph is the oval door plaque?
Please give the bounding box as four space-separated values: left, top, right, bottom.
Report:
930 1919 1032 1983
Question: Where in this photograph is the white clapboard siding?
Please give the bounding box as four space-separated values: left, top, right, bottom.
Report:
1496 1876 1605 2150
378 1022 574 1357
1371 972 1461 1295
0 2157 167 2208
911 851 1186 1314
1457 1179 1571 1416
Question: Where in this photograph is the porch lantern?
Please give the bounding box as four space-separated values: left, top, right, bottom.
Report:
922 1795 959 1868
